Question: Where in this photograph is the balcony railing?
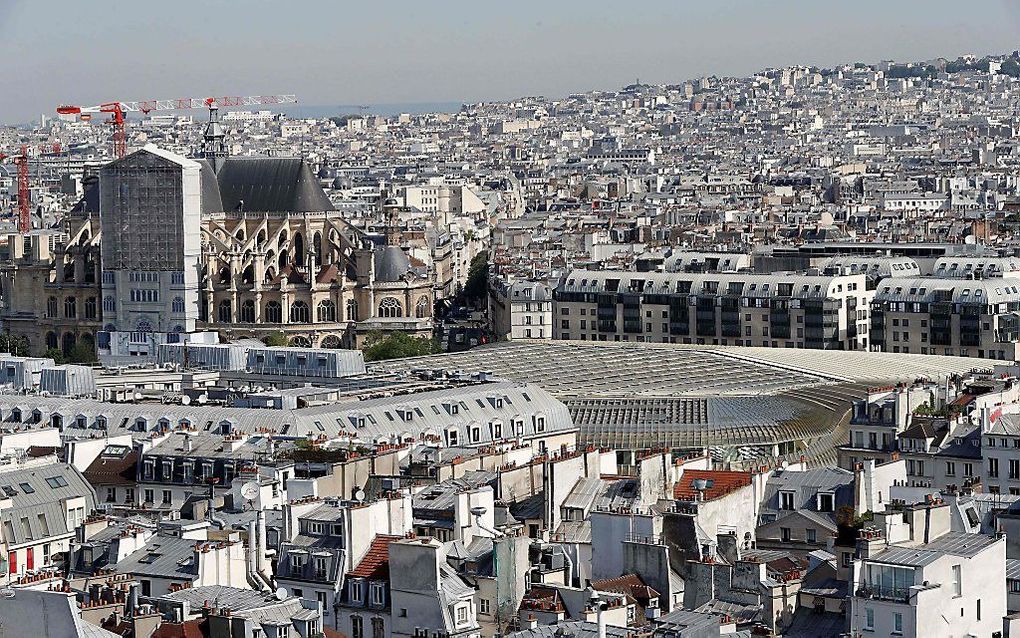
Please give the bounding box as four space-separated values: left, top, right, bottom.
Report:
856 584 911 603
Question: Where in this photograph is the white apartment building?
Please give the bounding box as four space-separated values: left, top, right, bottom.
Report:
870 276 1020 359
489 280 554 340
850 507 1005 638
554 270 871 349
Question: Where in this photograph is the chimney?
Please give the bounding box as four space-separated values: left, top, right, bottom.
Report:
523 615 537 630
597 602 607 638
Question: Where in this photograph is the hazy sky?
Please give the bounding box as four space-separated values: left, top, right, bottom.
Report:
2 0 1020 123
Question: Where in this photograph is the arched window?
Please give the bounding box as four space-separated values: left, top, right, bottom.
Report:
103 296 115 313
293 233 305 267
346 299 358 321
289 335 312 348
64 297 77 319
265 301 282 323
172 297 185 313
47 296 58 318
320 335 342 349
217 266 231 285
317 300 336 322
62 332 76 355
218 299 232 323
240 299 256 323
84 297 97 319
46 332 58 350
290 301 310 323
415 296 430 319
378 297 402 318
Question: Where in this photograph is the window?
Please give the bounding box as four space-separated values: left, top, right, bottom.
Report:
172 297 185 313
317 300 337 322
370 582 385 605
239 299 255 322
378 297 403 318
290 301 310 323
806 528 817 543
817 492 834 512
64 297 77 318
781 527 790 542
479 598 490 615
779 491 795 510
17 482 34 494
84 297 97 319
864 608 874 631
351 615 363 638
372 617 385 638
265 301 282 323
44 475 68 488
349 580 363 603
893 612 903 634
143 489 154 503
455 605 468 625
162 490 172 505
989 458 999 478
952 563 962 597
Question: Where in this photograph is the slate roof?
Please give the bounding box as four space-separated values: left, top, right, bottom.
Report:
0 462 97 545
114 535 200 580
214 157 334 213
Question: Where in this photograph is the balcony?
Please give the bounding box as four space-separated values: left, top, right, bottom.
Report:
855 584 911 603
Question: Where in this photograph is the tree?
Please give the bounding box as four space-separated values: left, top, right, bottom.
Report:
362 331 441 362
0 332 29 356
462 250 489 306
68 341 97 364
44 348 66 365
262 331 289 347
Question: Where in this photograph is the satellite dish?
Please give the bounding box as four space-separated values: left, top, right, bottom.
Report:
240 481 260 501
198 393 208 405
181 395 191 406
133 392 143 401
275 587 287 601
353 489 366 503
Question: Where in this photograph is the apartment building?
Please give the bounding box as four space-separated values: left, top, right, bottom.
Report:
554 269 871 349
488 279 554 340
870 277 1020 359
849 504 1005 638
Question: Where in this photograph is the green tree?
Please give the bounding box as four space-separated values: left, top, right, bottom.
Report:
463 250 489 305
68 341 97 364
0 332 29 356
362 331 441 362
44 348 66 365
262 331 289 347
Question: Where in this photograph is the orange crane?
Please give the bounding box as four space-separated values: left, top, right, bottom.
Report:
56 94 298 159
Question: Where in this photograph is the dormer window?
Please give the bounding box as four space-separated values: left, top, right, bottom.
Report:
779 490 795 510
446 428 459 447
349 579 364 603
370 582 385 606
818 492 835 513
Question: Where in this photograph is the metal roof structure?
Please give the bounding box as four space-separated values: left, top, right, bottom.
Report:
370 341 993 461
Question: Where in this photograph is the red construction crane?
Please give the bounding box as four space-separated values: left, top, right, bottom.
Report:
56 95 298 159
0 146 31 233
0 143 64 234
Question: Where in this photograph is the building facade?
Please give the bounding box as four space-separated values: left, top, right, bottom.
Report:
554 270 871 349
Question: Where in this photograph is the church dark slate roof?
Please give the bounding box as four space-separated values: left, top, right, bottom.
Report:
215 157 334 213
68 151 334 216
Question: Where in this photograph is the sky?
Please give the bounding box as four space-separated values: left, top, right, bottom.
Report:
2 0 1020 124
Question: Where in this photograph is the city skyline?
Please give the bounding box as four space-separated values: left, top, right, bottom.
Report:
2 0 1020 123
